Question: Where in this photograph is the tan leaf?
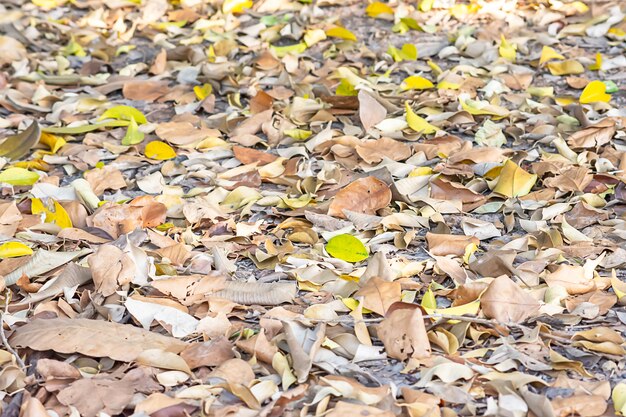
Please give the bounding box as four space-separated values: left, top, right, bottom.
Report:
378 303 431 360
426 232 479 257
328 176 391 219
480 275 540 323
355 137 411 164
358 90 387 131
354 277 401 316
10 318 188 362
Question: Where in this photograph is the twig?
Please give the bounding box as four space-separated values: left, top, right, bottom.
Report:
0 291 26 371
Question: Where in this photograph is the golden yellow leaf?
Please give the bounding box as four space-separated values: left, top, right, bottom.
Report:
31 198 73 229
405 102 437 134
579 80 611 104
193 83 212 100
0 242 33 258
325 27 357 41
39 132 66 154
589 52 602 70
547 60 584 76
401 75 434 90
222 0 252 14
539 46 564 65
366 2 394 17
493 160 537 198
145 141 176 160
498 35 516 62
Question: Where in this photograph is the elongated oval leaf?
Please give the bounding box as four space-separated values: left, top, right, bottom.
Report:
0 121 40 160
326 234 369 263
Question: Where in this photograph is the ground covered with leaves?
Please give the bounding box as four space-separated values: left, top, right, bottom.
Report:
0 0 625 415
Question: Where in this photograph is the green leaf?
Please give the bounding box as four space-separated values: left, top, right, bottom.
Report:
99 105 147 124
0 167 40 186
121 117 145 146
42 120 129 135
0 121 40 161
325 234 369 263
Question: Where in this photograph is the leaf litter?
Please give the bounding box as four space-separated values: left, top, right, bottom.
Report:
0 0 624 416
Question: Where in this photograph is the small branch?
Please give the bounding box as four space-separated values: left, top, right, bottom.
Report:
282 313 572 344
0 291 26 371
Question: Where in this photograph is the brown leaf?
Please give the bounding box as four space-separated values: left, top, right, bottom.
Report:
122 80 169 101
543 166 593 192
328 176 391 219
181 337 235 369
567 118 616 149
480 275 540 323
11 318 188 362
378 303 431 360
88 245 134 296
354 277 401 316
355 137 411 164
84 165 127 196
358 90 387 131
426 232 480 257
233 145 278 165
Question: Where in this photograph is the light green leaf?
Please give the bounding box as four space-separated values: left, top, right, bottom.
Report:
0 167 39 186
325 234 368 263
99 105 147 124
121 117 145 146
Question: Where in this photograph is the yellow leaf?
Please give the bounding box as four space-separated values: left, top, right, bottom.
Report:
589 52 602 71
459 94 509 117
304 29 327 47
283 129 312 140
421 286 437 310
31 198 73 229
326 234 368 263
0 242 33 258
493 160 537 198
121 116 144 146
341 297 373 314
336 79 357 96
579 80 611 104
613 382 626 415
419 0 434 12
401 75 434 90
388 44 417 62
99 105 147 124
39 132 66 154
0 167 39 186
547 60 584 76
409 167 433 177
555 96 576 106
405 102 437 134
608 27 626 38
193 83 213 100
437 79 461 90
271 42 307 58
222 0 252 14
325 27 357 42
527 86 554 97
32 0 66 8
145 141 176 160
427 60 443 76
424 300 481 321
539 46 564 65
498 35 516 62
366 2 394 17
